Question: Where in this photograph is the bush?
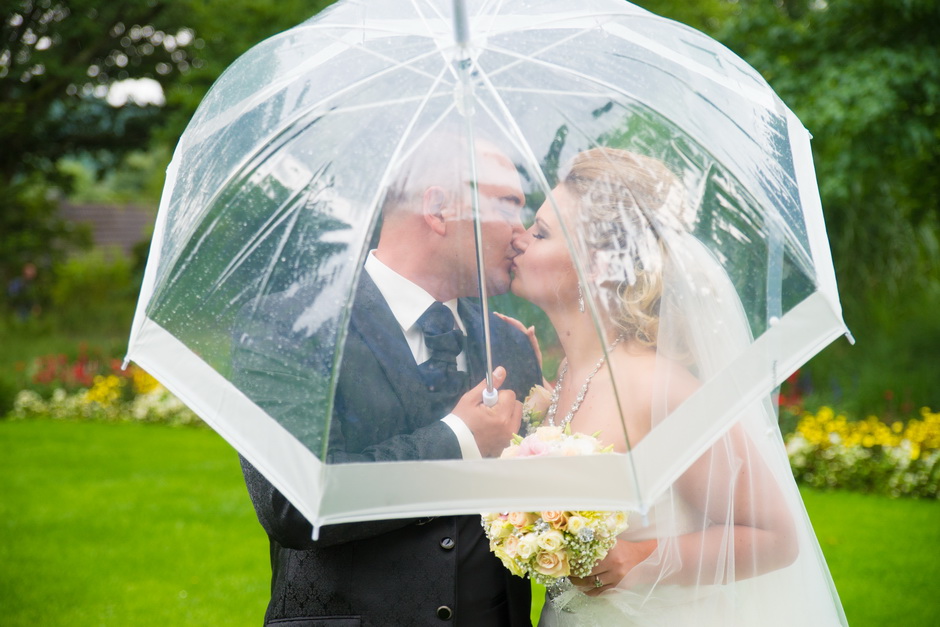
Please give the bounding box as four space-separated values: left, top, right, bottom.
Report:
0 376 17 418
786 406 940 498
47 248 141 333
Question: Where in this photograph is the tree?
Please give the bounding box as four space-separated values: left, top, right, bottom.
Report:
0 0 334 305
716 0 940 303
714 0 940 410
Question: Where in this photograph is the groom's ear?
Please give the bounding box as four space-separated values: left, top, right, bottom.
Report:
423 186 449 235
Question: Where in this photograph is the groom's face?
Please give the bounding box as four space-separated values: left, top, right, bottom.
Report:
446 145 526 297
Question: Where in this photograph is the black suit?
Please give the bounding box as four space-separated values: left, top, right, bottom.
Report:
235 273 540 626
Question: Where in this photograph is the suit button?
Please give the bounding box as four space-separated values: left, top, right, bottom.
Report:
440 537 455 550
436 605 453 620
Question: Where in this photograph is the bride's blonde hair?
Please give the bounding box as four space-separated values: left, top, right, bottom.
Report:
561 148 693 348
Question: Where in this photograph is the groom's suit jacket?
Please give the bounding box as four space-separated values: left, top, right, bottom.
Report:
235 273 540 627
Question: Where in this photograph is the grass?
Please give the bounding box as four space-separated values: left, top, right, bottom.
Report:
3 418 939 626
801 488 940 627
0 419 269 626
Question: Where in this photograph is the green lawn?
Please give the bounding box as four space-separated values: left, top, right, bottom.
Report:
2 419 938 626
802 488 940 627
0 419 269 625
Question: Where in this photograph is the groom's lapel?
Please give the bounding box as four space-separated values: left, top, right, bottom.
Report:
349 273 438 426
459 299 486 385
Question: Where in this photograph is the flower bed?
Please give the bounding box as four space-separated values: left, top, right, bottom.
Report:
9 349 199 426
785 407 940 498
7 350 939 498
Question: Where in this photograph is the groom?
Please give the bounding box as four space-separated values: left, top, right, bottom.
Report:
234 133 541 626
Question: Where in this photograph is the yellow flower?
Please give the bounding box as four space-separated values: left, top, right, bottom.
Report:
494 548 526 577
566 515 587 535
84 375 124 407
131 368 160 395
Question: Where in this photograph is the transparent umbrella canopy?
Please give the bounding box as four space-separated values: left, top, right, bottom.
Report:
127 0 850 535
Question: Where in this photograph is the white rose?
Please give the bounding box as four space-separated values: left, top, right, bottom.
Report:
537 530 565 552
517 534 540 560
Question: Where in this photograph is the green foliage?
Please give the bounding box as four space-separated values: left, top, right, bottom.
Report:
45 248 140 333
714 0 940 303
805 285 940 413
60 145 171 204
633 0 739 32
0 376 17 419
712 0 940 410
1 0 336 306
1 1 196 181
0 175 92 312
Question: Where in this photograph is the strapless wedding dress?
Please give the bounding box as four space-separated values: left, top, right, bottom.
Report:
539 494 846 627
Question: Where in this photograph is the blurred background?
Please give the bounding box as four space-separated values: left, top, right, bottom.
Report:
1 1 937 625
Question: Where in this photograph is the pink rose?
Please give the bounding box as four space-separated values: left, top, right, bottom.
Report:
541 511 568 530
507 511 537 529
516 435 551 457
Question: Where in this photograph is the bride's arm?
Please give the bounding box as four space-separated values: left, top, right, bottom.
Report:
575 366 798 594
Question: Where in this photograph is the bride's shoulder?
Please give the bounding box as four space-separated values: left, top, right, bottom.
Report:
609 349 700 398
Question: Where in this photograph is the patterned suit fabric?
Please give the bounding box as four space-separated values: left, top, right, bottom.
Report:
234 274 541 626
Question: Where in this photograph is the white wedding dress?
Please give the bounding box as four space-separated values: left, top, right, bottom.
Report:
539 476 847 627
539 236 847 626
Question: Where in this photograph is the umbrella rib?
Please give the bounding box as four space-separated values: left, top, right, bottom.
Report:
206 173 317 297
171 48 456 274
466 56 650 503
195 35 446 145
477 43 784 214
317 58 460 460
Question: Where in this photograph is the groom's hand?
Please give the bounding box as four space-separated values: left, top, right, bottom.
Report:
453 366 522 457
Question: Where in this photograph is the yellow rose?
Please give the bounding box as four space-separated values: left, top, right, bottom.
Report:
489 519 512 540
523 385 553 426
606 512 629 534
537 529 565 552
566 515 587 535
494 548 526 578
534 550 570 578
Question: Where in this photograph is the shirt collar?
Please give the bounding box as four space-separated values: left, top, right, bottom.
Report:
364 252 464 333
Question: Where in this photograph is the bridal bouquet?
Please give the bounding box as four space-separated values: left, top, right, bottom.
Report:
481 408 630 585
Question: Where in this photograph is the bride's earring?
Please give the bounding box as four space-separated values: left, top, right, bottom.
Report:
578 283 585 313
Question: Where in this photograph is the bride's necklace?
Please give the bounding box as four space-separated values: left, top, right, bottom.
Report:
545 335 625 430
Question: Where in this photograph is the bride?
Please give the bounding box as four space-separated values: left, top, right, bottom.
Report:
502 148 848 626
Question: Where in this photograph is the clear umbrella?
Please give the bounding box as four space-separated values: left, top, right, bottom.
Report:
126 5 850 619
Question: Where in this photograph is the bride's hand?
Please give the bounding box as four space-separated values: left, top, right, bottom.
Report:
494 312 543 369
570 538 657 596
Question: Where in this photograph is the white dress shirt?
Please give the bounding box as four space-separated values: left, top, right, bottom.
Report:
364 252 482 460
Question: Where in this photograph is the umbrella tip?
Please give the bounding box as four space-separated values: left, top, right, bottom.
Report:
843 331 856 346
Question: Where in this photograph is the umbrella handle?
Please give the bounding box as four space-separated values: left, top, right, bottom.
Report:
482 385 498 407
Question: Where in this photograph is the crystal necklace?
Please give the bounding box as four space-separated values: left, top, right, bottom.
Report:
545 335 625 430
